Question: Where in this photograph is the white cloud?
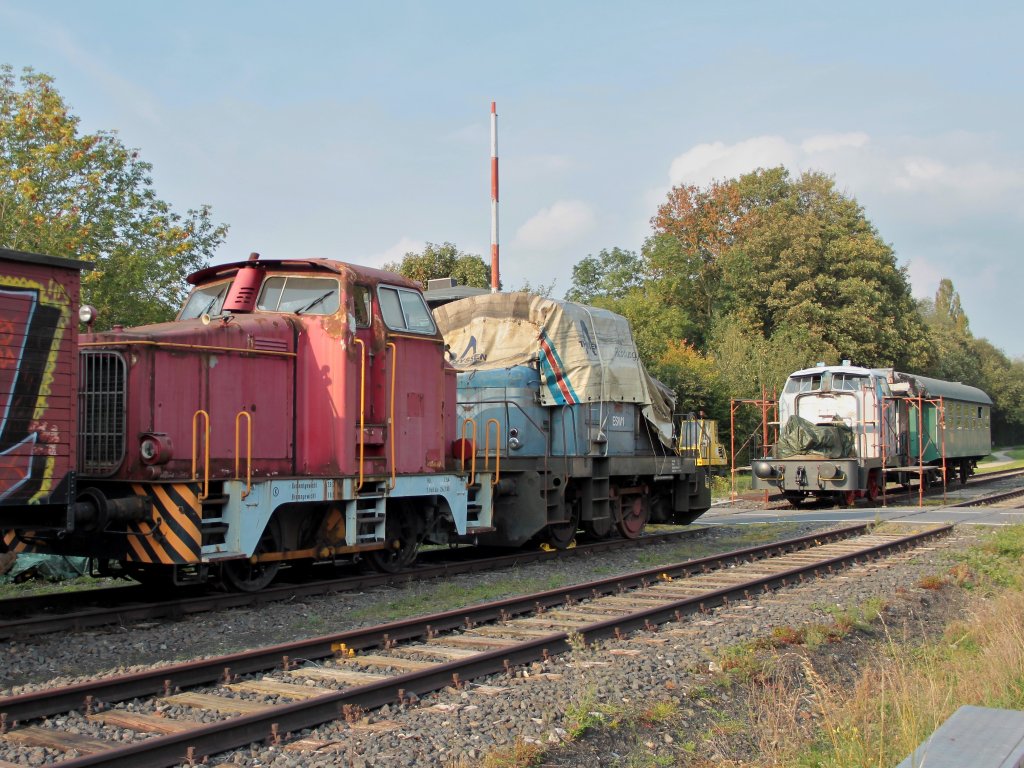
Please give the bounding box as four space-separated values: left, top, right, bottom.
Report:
514 200 596 250
365 237 425 268
800 132 869 154
905 256 946 299
669 136 796 186
666 132 1024 207
668 133 872 187
893 157 1024 194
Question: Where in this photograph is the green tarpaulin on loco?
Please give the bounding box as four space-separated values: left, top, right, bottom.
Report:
0 553 89 583
777 416 856 459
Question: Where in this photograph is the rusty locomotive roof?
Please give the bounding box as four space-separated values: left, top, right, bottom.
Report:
186 257 422 290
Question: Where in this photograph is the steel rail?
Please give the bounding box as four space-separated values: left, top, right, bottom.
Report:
0 524 863 723
0 528 707 640
751 467 1024 507
945 487 1024 508
39 523 951 768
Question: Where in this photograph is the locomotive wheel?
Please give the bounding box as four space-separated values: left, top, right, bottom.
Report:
841 490 858 507
365 504 421 574
222 518 282 592
581 515 613 540
543 506 580 550
615 494 649 539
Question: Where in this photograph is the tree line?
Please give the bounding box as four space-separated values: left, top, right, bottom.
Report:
388 176 1024 446
4 66 1022 444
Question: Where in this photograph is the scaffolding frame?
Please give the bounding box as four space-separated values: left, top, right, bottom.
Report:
881 393 948 507
729 389 777 503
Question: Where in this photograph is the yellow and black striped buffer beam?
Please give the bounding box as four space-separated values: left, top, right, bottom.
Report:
2 529 29 553
125 483 202 565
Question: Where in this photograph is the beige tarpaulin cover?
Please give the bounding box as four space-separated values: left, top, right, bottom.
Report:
433 292 676 446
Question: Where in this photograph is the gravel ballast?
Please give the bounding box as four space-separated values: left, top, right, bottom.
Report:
0 522 984 766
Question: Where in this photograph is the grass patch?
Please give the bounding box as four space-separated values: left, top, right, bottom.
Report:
447 738 546 768
0 574 118 599
747 523 1024 767
630 523 805 569
952 525 1024 590
347 574 566 622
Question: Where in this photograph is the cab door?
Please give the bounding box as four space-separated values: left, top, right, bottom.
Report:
375 284 447 474
351 283 388 480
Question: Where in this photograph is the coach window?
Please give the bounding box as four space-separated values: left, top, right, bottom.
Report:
378 285 436 334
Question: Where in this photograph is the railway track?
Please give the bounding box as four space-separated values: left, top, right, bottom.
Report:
747 466 1024 508
0 528 706 640
0 522 950 767
945 486 1024 508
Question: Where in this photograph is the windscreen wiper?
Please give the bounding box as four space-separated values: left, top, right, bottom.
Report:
296 290 336 314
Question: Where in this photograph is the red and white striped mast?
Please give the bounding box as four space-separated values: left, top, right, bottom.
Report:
490 101 500 292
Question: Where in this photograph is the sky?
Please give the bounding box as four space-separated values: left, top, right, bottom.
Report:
3 1 1022 358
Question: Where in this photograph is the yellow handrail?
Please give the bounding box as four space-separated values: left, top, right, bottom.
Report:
387 342 397 490
234 411 252 499
191 409 210 501
353 338 366 492
460 418 477 488
484 418 501 486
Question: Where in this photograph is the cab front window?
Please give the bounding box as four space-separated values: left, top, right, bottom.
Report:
831 373 867 391
179 281 230 319
257 276 340 315
783 375 822 394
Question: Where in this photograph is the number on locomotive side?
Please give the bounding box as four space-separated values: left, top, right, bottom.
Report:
611 415 626 428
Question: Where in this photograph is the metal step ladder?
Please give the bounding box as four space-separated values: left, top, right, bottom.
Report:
347 482 388 545
583 457 611 527
200 491 230 552
465 473 495 534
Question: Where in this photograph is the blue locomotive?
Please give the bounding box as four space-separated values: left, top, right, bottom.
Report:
431 291 723 547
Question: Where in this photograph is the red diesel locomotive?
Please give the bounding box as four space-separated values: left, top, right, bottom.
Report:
1 249 714 590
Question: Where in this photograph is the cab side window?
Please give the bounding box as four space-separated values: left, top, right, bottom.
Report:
377 286 436 334
352 284 371 328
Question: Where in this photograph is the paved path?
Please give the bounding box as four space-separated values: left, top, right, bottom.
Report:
979 450 1015 469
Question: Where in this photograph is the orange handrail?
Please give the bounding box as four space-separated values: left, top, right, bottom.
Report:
387 342 397 490
234 411 252 499
353 338 366 492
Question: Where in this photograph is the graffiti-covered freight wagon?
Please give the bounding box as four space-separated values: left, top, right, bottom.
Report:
0 248 91 532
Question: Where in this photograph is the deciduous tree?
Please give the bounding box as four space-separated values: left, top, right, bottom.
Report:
0 65 227 327
384 241 491 289
565 247 644 304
